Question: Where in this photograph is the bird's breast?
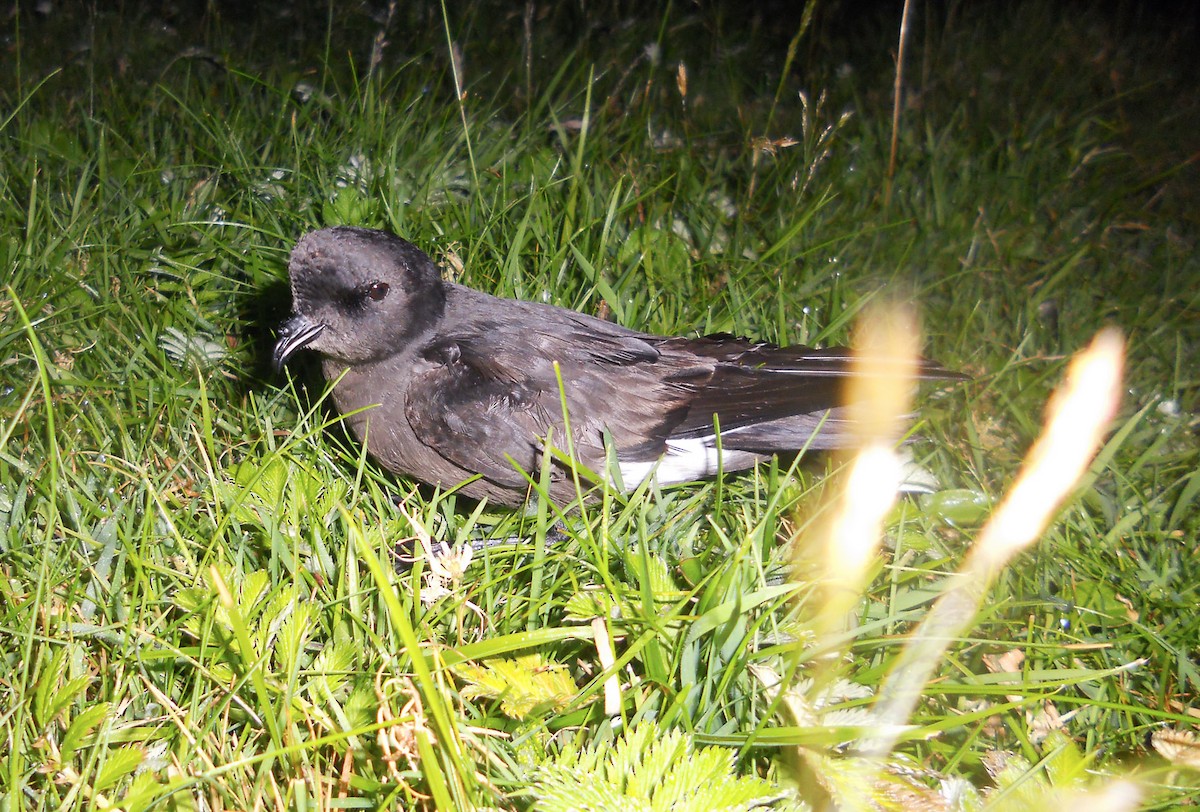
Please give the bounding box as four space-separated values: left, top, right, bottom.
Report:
320 354 480 490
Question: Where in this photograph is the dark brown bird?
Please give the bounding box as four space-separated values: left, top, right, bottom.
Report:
274 226 957 507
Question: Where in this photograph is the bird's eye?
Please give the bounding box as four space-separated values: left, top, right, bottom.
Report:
365 281 389 302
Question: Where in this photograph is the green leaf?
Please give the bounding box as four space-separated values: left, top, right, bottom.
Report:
1040 730 1091 791
456 654 578 720
95 745 144 793
60 702 110 763
33 646 70 729
308 639 357 701
921 488 992 528
33 647 93 733
119 771 172 812
564 589 618 622
532 721 802 811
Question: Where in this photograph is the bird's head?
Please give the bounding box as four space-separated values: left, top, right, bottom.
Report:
273 226 446 370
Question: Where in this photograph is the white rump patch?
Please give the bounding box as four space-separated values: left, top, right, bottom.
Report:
616 432 762 488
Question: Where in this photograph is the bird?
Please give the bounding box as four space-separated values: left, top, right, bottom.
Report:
273 226 960 507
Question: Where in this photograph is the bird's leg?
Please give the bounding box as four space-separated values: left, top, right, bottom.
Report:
462 522 569 553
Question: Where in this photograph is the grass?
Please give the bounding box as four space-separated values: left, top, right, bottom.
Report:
1 1 1198 809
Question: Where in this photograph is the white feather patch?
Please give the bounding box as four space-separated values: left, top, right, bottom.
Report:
617 433 762 488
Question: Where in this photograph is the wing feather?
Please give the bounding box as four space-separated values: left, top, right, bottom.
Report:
403 319 706 492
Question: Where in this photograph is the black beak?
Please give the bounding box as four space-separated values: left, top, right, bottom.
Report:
273 315 326 372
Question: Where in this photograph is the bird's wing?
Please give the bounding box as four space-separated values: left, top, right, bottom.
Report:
656 337 854 442
655 335 961 449
403 318 706 489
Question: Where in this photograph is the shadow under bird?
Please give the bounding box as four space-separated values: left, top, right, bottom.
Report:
273 226 959 507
